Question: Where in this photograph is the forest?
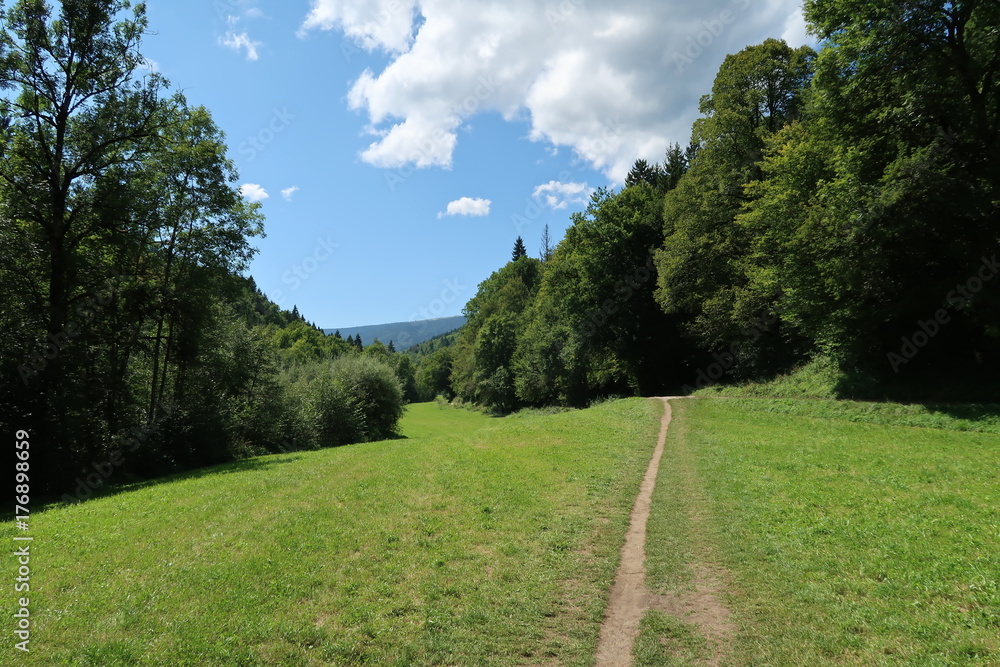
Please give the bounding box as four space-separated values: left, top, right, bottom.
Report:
444 2 1000 412
1 1 998 494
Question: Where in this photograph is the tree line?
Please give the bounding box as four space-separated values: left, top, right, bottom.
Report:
0 1 414 496
3 1 998 493
444 1 1000 412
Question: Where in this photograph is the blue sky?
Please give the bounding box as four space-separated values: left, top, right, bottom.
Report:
141 0 812 328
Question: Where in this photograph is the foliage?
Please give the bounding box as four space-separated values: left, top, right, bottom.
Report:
451 256 544 412
0 3 407 493
329 354 404 441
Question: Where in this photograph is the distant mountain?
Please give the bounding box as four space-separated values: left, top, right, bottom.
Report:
324 316 466 349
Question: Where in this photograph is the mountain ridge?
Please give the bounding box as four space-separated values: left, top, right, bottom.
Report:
324 315 466 348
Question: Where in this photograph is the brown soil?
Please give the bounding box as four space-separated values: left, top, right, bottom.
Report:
594 398 734 666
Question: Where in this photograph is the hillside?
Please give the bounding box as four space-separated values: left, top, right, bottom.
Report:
324 316 466 348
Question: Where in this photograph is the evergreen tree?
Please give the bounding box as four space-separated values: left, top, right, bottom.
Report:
333 330 342 340
387 340 396 353
625 158 661 189
657 143 691 192
540 224 553 263
512 236 528 261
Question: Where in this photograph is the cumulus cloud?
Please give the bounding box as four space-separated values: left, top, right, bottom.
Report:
780 9 814 47
300 0 807 182
300 0 419 50
219 31 262 61
281 186 300 201
533 181 595 210
240 183 269 202
438 197 491 219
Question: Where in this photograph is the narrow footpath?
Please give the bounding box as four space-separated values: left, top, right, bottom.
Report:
594 398 734 666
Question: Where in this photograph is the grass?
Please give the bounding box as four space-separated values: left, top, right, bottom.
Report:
633 610 709 666
645 398 1000 665
4 399 661 666
695 355 847 400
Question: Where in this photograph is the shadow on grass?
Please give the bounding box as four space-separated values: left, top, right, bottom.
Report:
32 430 416 512
32 454 306 513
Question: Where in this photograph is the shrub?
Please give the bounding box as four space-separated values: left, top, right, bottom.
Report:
330 354 404 441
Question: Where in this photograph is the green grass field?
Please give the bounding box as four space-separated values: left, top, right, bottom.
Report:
7 396 999 665
644 398 1000 666
6 400 661 665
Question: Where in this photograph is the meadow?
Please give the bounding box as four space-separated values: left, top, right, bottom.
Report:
643 398 1000 666
6 400 660 665
6 396 999 665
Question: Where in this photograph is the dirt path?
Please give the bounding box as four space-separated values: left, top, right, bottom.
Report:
594 397 733 667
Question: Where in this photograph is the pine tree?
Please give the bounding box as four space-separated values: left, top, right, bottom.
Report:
512 236 528 261
540 224 553 262
387 340 396 353
333 330 342 339
625 158 661 189
658 143 690 192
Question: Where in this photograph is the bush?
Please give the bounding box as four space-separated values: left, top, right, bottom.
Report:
278 355 403 449
330 354 404 441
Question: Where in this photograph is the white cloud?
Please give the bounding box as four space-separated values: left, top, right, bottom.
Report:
438 197 491 219
780 8 814 47
219 31 262 61
281 186 300 201
300 0 419 51
301 0 807 183
240 183 269 202
533 181 595 210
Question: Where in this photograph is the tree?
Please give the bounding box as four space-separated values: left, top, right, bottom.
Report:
655 39 815 371
625 158 661 189
738 0 1000 372
511 236 528 262
540 224 553 263
517 186 695 403
452 257 543 411
0 0 173 490
657 143 693 192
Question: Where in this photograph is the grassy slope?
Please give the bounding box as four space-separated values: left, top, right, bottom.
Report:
6 399 661 666
645 398 1000 665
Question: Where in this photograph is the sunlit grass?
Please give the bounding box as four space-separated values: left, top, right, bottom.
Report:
6 399 661 665
645 398 1000 665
